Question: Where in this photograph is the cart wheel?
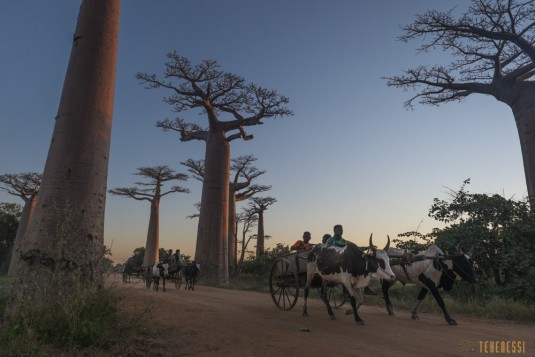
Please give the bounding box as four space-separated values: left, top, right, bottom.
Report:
326 283 347 308
175 270 182 289
269 258 299 310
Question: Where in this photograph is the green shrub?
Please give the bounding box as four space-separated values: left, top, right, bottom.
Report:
0 276 148 356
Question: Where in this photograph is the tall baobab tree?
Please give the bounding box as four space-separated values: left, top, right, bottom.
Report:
0 172 41 276
109 166 189 267
137 53 292 282
385 0 535 198
7 0 120 316
182 155 270 273
248 196 277 257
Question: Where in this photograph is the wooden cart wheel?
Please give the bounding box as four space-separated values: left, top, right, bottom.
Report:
326 283 347 308
269 258 299 310
175 270 183 289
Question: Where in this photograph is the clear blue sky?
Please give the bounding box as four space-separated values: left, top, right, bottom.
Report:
0 1 525 263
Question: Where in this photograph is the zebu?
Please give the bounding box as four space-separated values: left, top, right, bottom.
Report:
148 262 169 292
303 235 395 325
382 244 476 325
184 261 200 291
122 264 133 283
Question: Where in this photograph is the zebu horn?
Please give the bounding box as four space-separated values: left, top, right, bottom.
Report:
369 233 376 253
456 240 464 254
467 245 474 256
384 235 391 251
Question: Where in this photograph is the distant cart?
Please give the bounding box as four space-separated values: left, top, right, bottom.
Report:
269 249 347 311
144 263 185 290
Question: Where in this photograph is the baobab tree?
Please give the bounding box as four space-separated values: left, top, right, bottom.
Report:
247 196 277 257
6 0 120 317
385 0 535 198
0 172 41 276
109 166 189 267
137 53 292 282
235 207 258 276
181 155 270 273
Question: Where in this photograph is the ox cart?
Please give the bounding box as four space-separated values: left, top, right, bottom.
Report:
269 250 347 310
144 263 184 290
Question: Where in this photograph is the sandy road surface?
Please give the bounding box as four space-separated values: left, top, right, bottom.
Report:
112 275 533 357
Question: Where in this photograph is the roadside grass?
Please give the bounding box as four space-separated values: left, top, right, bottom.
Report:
0 273 152 356
221 275 535 324
335 280 535 324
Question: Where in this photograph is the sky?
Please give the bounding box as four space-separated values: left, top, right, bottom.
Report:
0 1 526 264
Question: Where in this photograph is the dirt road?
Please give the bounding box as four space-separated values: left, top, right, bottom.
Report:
113 275 533 357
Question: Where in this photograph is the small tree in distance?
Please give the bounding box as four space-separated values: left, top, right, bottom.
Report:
0 172 41 276
109 166 189 266
235 206 258 276
248 196 277 257
0 203 22 273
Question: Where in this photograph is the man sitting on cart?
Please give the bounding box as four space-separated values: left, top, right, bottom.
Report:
325 224 348 247
291 231 313 251
326 224 377 296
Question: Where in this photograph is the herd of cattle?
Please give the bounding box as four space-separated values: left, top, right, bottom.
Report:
303 235 476 325
121 261 201 292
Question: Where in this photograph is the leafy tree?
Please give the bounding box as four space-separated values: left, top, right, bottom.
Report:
109 166 189 266
100 245 114 272
125 247 145 270
393 231 432 252
7 1 120 321
137 53 292 283
241 243 289 277
406 179 535 301
386 0 535 198
0 172 41 276
0 203 22 273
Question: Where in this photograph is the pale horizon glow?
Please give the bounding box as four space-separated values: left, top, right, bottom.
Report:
0 1 526 264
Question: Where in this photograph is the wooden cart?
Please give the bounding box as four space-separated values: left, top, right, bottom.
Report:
269 250 347 310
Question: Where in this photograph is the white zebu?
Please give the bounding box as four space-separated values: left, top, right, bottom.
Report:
151 262 170 292
383 244 476 325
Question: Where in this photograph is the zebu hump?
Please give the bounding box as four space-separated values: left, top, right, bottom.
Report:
314 244 366 276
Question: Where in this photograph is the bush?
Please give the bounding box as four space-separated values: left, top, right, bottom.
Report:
0 274 148 356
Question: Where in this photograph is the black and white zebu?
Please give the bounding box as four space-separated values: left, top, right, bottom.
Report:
303 235 395 325
184 261 200 291
382 244 476 325
146 262 170 292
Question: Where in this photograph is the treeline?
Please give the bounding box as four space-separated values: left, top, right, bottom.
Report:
4 179 534 303
396 179 535 303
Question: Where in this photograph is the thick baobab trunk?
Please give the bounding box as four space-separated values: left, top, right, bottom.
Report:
228 190 237 274
510 91 535 199
8 0 120 311
7 194 38 277
256 211 265 257
143 199 160 267
195 131 230 283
